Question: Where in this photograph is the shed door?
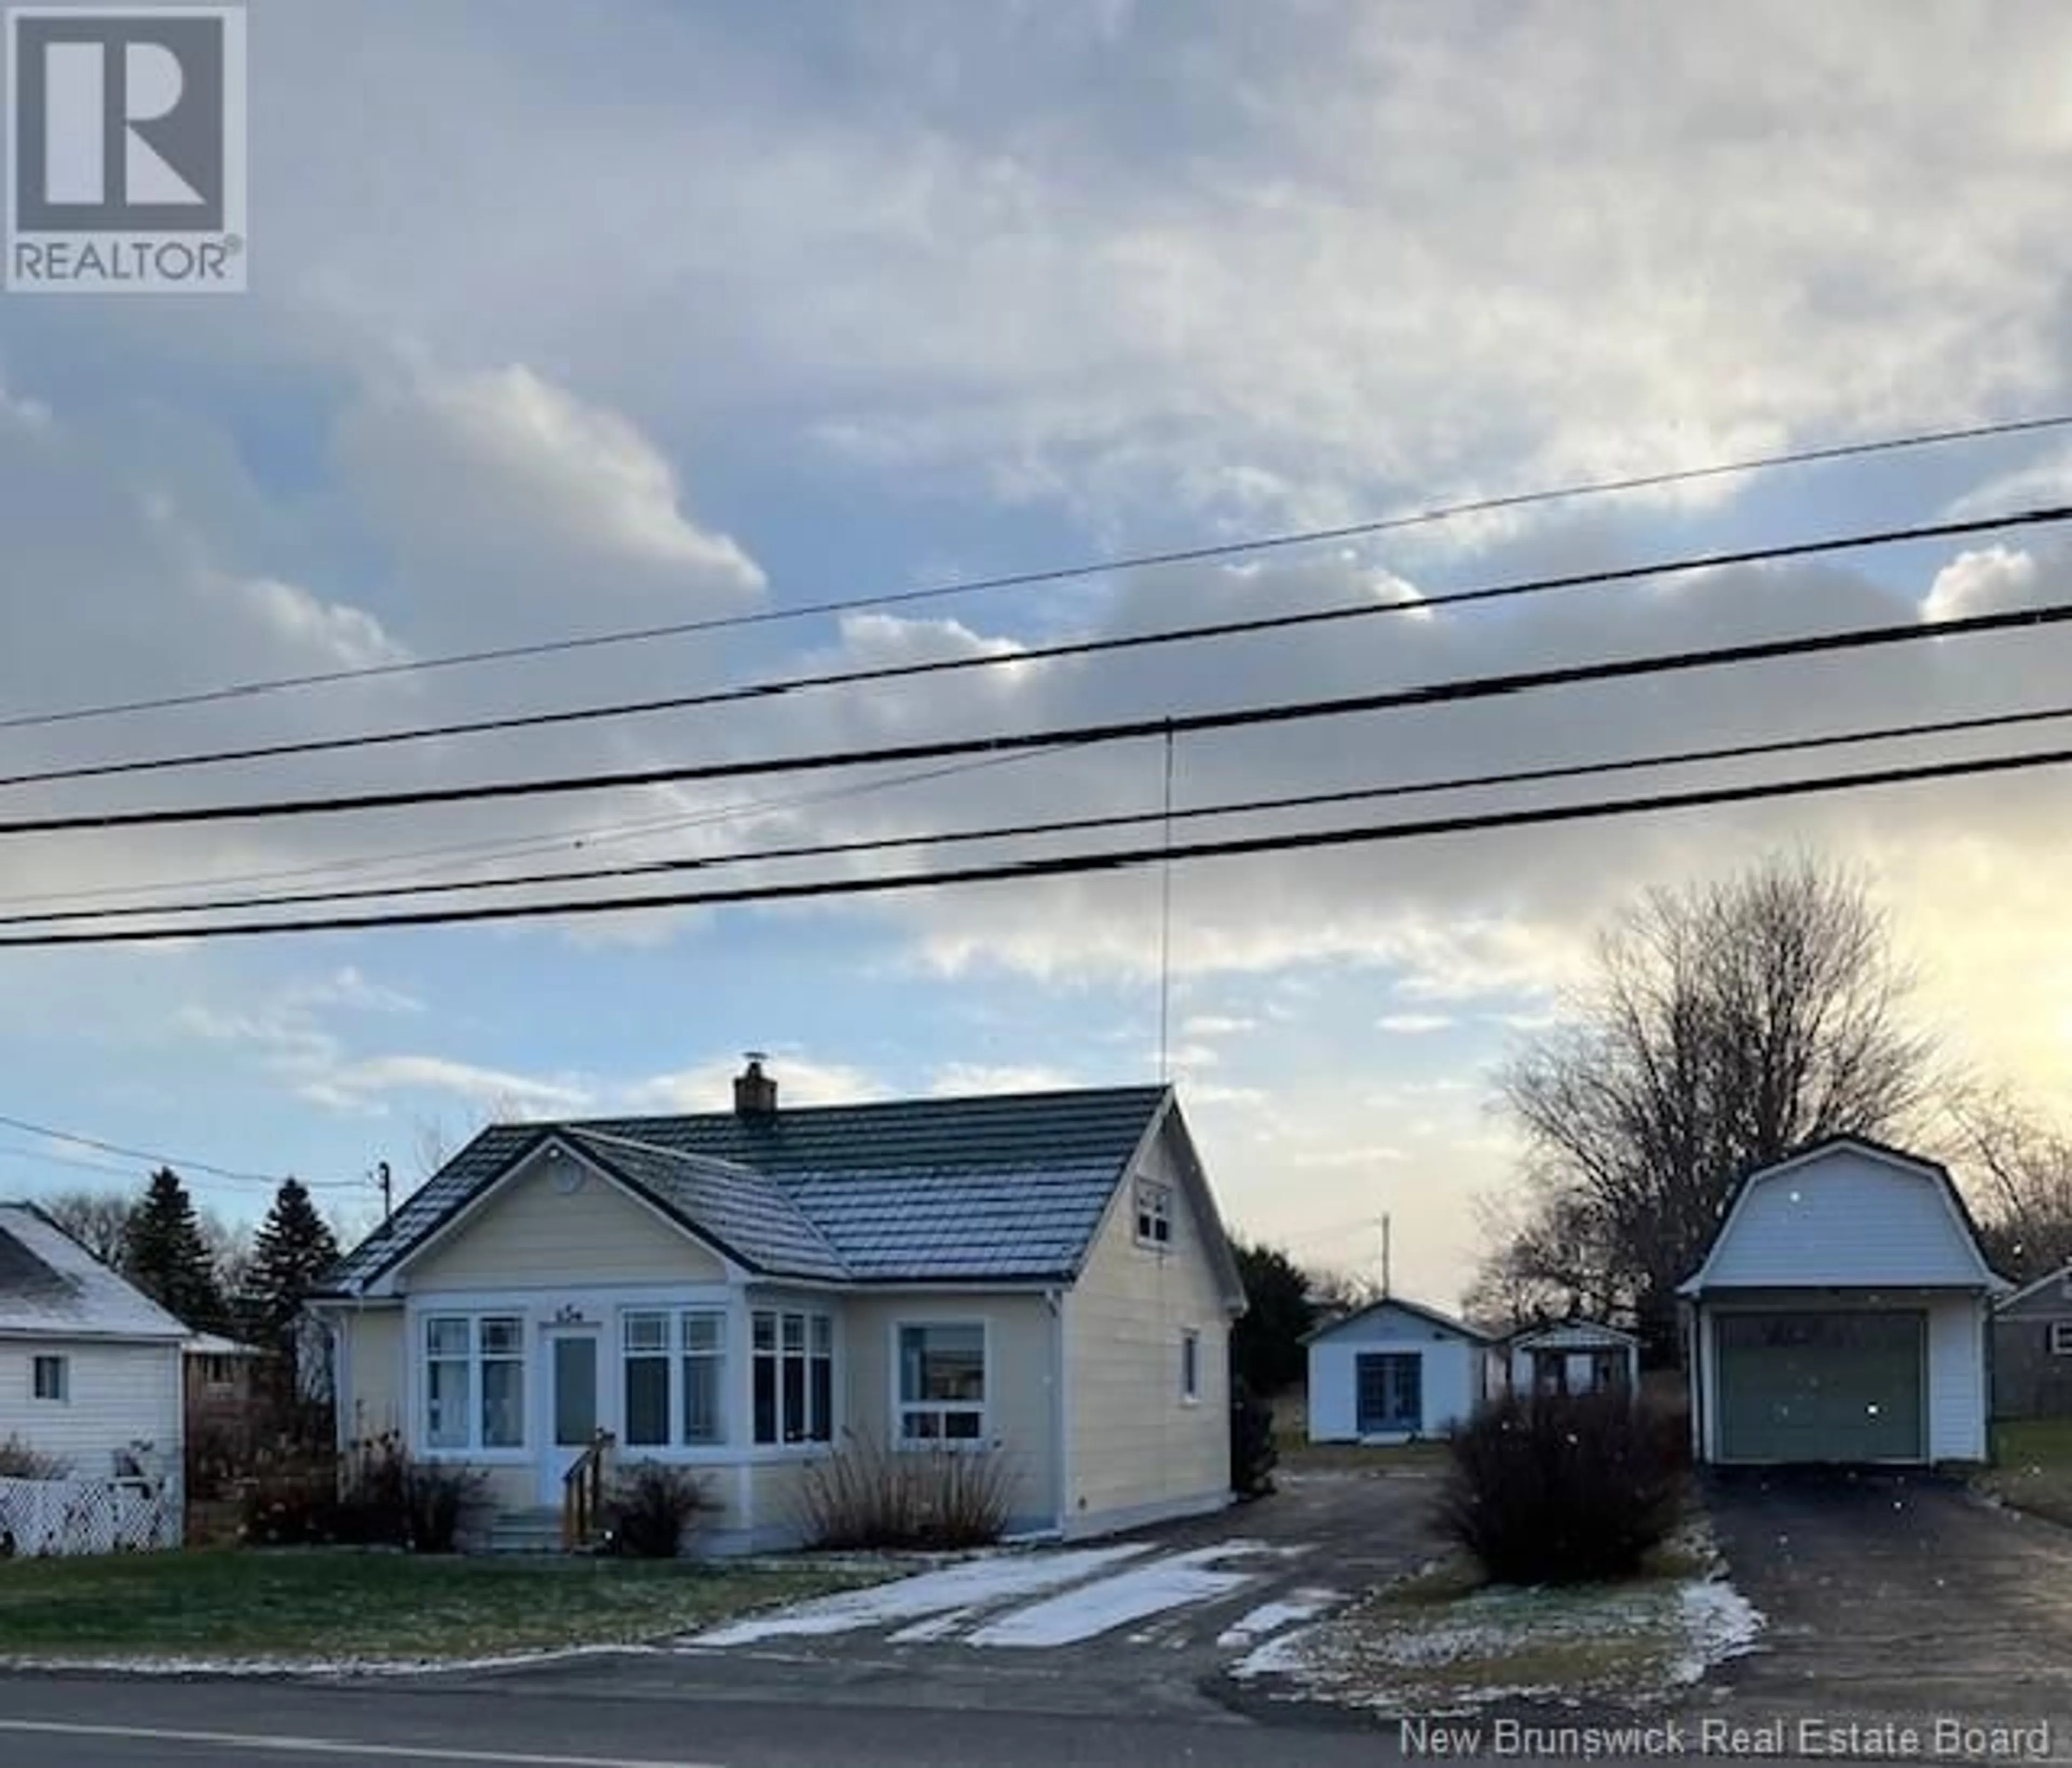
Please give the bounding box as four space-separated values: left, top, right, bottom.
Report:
1355 1352 1422 1434
1715 1310 1925 1463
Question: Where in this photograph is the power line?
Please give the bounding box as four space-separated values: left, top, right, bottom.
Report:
18 697 2072 928
0 1111 360 1191
11 501 2068 793
2 738 2065 948
4 588 2068 841
0 743 1074 914
8 409 2069 737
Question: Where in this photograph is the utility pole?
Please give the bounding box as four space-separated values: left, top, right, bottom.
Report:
372 1159 393 1225
1379 1211 1392 1298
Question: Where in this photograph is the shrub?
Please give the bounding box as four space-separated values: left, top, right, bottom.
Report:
1230 1382 1278 1499
237 1432 487 1552
0 1437 71 1480
798 1430 1013 1549
1438 1393 1684 1585
604 1461 711 1559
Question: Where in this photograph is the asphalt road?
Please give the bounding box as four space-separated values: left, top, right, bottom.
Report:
0 1672 1393 1768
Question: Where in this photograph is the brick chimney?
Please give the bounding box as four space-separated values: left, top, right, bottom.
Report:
733 1052 778 1118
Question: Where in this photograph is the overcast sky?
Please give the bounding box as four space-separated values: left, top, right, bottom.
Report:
4 0 2072 1307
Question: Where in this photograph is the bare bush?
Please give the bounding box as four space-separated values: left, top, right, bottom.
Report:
797 1430 1013 1549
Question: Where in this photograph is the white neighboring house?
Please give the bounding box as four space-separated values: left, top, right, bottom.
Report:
0 1203 188 1479
1492 1322 1641 1401
1305 1297 1491 1443
1679 1135 2010 1466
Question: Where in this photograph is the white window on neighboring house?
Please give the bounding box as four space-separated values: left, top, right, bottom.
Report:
897 1322 986 1444
424 1314 524 1451
2048 1321 2072 1357
751 1308 833 1446
31 1354 67 1403
1134 1181 1174 1249
1181 1329 1202 1403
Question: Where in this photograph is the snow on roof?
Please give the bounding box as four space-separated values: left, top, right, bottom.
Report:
0 1205 189 1341
185 1332 265 1357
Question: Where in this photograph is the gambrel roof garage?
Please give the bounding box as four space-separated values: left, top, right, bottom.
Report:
1679 1136 2011 1466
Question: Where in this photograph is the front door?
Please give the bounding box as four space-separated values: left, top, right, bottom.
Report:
541 1328 602 1504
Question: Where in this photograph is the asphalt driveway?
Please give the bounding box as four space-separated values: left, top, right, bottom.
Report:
1703 1467 2072 1735
488 1468 1444 1723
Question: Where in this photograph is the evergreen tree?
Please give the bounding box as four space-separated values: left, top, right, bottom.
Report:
122 1167 228 1332
239 1178 340 1372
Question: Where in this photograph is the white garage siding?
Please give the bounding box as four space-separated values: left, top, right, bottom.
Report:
1305 1301 1484 1442
1681 1139 2003 1468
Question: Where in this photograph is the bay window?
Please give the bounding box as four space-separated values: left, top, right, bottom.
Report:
424 1314 523 1451
752 1307 833 1445
623 1308 728 1448
897 1322 986 1443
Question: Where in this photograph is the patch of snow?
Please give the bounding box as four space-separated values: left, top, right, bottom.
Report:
0 1643 661 1681
1230 1622 1324 1680
886 1608 975 1644
1215 1588 1345 1649
963 1545 1259 1648
1669 1579 1766 1684
681 1543 1152 1645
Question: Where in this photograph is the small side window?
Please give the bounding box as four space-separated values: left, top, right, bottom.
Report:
32 1354 67 1402
2048 1321 2072 1357
1134 1181 1174 1248
1181 1329 1201 1403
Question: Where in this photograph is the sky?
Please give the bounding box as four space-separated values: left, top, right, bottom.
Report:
5 0 2072 1310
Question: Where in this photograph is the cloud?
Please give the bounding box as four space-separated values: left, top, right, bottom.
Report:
929 1062 1080 1096
1180 1014 1257 1038
302 1056 592 1118
1919 545 2039 623
1375 1013 1455 1035
621 1053 888 1112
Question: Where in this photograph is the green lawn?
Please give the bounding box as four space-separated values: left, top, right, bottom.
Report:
0 1549 883 1664
1278 1438 1455 1477
1982 1419 2072 1528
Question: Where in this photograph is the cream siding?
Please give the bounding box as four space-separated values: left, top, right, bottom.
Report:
841 1291 1057 1533
1698 1149 1988 1289
403 1150 728 1291
1062 1121 1231 1532
0 1337 181 1474
338 1305 406 1441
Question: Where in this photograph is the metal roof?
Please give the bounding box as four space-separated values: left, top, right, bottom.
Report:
1509 1322 1639 1351
0 1205 190 1341
322 1085 1174 1295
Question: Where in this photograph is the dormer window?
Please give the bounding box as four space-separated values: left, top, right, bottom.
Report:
1135 1181 1174 1249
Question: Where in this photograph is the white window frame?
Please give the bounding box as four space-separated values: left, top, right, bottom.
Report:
31 1353 67 1403
621 1307 730 1449
1181 1328 1201 1404
1134 1180 1174 1249
894 1320 989 1447
2049 1321 2072 1357
422 1312 526 1453
751 1307 834 1447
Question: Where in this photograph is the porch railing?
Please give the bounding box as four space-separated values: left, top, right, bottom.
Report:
561 1429 614 1551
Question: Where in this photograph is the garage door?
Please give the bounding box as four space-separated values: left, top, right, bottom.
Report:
1715 1310 1925 1463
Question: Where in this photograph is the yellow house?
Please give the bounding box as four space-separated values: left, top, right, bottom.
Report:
311 1065 1245 1552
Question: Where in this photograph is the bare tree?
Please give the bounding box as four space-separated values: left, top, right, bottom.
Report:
1941 1083 2072 1282
1489 853 1940 1352
35 1188 135 1265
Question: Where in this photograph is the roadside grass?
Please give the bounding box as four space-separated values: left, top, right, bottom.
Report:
1980 1419 2072 1528
1278 1439 1455 1478
1231 1516 1761 1715
0 1549 887 1664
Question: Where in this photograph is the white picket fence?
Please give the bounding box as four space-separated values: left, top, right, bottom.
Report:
0 1473 182 1556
